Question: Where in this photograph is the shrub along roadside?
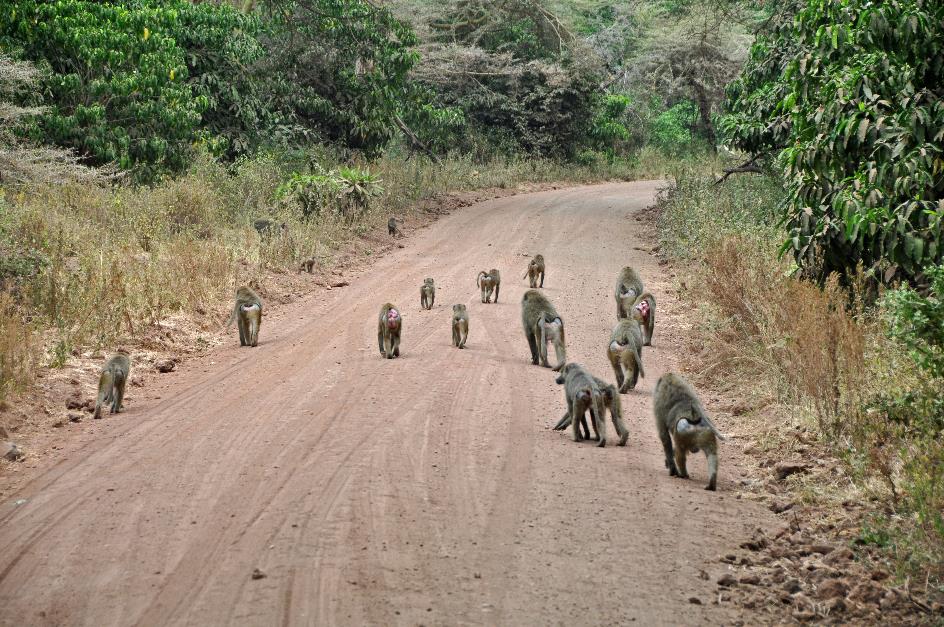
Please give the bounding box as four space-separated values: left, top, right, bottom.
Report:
657 172 943 587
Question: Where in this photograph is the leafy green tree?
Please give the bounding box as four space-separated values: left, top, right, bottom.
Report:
722 0 944 284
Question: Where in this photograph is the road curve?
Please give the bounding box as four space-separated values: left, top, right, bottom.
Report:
0 182 773 626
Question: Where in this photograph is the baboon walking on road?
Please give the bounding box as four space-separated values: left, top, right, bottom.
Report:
227 287 263 347
388 217 404 237
451 304 469 349
477 269 501 303
420 278 436 310
553 374 627 446
653 373 726 490
607 319 645 392
632 292 656 346
615 266 644 320
521 289 566 370
523 254 545 288
93 351 131 420
377 303 403 358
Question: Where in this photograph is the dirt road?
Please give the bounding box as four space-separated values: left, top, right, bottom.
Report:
0 182 775 625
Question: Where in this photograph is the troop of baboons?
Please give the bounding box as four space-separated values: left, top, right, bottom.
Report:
95 220 722 491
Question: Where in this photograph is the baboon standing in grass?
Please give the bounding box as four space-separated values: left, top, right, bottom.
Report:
227 287 263 347
93 351 131 419
298 257 316 274
388 217 403 237
615 266 644 320
377 303 403 358
521 289 565 370
451 304 469 349
253 219 286 238
653 373 726 490
420 278 436 310
523 254 545 288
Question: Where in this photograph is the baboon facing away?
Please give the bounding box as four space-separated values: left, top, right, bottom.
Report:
377 303 403 358
477 269 501 303
521 289 566 370
553 363 612 447
253 219 286 238
632 291 656 346
523 254 545 288
653 372 726 490
615 266 644 319
420 278 436 310
388 217 403 237
554 374 628 446
227 287 263 347
93 351 131 419
607 319 645 393
451 304 469 349
298 257 316 274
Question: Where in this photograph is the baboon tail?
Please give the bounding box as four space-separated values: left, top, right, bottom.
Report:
225 306 237 328
634 346 645 379
476 271 485 287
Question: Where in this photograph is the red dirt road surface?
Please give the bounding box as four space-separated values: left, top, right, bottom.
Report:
0 182 776 625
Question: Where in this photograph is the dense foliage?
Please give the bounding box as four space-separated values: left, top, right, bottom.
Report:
722 0 944 284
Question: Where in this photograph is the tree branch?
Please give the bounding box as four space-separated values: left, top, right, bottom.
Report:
394 114 440 164
713 153 765 186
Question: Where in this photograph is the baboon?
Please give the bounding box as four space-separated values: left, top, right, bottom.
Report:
615 266 644 319
377 303 402 358
523 254 545 288
420 278 436 310
227 286 263 347
553 363 611 447
388 217 404 237
653 373 726 491
253 219 286 238
607 319 645 393
520 289 566 370
93 351 131 420
298 257 316 274
632 291 656 346
553 375 628 446
451 304 469 349
476 269 501 303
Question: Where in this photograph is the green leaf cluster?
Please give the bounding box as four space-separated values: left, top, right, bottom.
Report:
721 0 944 284
276 166 383 219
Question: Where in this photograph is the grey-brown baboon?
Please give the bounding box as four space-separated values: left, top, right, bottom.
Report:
607 319 645 393
631 291 656 346
451 304 469 349
253 219 286 238
520 289 566 370
476 268 501 303
227 286 263 347
554 375 628 446
615 266 644 319
523 254 545 288
553 363 610 447
388 217 403 237
93 351 131 420
298 257 316 274
420 278 436 310
653 373 726 490
377 303 403 358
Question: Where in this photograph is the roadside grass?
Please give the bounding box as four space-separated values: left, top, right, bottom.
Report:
657 172 944 588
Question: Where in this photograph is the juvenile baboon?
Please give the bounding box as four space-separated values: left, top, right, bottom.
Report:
554 375 628 446
553 363 610 446
388 217 403 237
227 286 263 347
298 257 316 274
523 254 545 288
615 266 644 319
253 219 287 238
451 304 469 349
653 373 726 491
607 319 645 393
93 351 131 420
476 268 501 303
377 303 403 358
632 291 656 346
520 289 566 370
420 278 436 310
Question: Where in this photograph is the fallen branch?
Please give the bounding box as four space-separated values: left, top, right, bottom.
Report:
713 153 765 186
394 115 440 164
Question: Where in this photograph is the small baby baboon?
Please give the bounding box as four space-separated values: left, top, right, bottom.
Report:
521 289 566 370
388 217 404 237
554 363 611 447
377 303 402 358
632 291 656 346
227 286 263 347
554 375 628 446
298 257 316 274
615 266 644 320
523 254 545 288
451 304 469 349
420 278 436 310
93 350 131 420
253 219 287 238
653 372 726 490
476 269 501 303
607 319 645 393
